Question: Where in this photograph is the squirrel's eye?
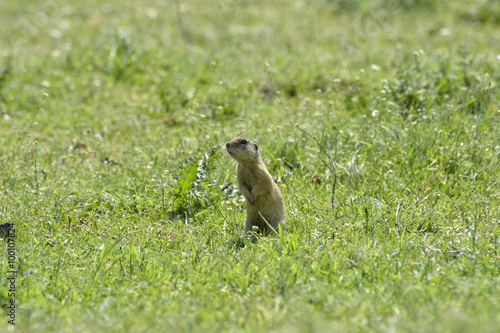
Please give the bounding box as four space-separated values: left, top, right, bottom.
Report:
240 140 248 145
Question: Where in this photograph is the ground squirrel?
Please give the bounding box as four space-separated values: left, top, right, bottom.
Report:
226 137 286 235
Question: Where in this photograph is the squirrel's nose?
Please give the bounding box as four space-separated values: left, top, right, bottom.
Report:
226 143 230 148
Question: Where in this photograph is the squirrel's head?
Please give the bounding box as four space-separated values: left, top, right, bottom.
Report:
226 137 260 164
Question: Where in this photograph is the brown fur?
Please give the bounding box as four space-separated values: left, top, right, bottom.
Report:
226 137 286 235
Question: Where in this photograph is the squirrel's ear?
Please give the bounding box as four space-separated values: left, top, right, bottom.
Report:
254 143 259 151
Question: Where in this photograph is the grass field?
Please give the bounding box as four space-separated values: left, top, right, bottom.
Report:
1 0 499 332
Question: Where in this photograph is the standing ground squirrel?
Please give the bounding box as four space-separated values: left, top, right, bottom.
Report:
226 137 286 235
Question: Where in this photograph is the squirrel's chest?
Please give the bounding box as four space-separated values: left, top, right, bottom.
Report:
244 174 258 191
238 168 259 190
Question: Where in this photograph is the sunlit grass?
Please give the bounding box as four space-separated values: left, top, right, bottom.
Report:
0 0 499 332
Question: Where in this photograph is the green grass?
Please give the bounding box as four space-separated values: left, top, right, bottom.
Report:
1 0 499 332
